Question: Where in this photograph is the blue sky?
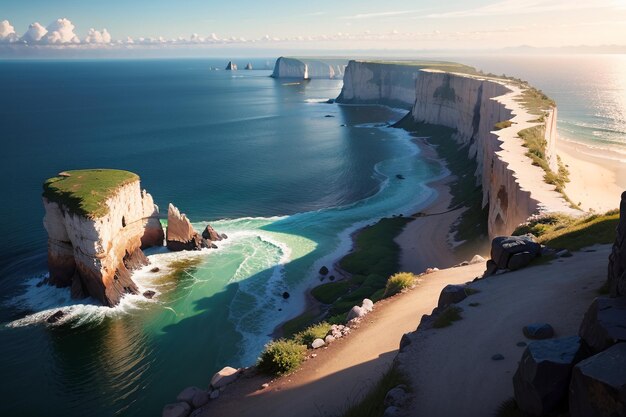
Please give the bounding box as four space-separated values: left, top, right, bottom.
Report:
1 0 625 50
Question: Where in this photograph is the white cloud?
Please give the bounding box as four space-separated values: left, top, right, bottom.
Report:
426 0 617 18
43 18 80 44
0 20 18 42
341 9 426 19
21 22 48 43
85 28 112 44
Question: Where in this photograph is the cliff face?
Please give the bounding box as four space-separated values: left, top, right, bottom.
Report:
337 61 423 110
43 173 164 306
271 57 347 79
337 62 575 237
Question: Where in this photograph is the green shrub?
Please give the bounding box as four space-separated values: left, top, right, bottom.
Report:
257 339 306 376
327 313 347 325
433 306 462 328
293 322 332 346
494 120 513 130
384 272 415 297
311 281 350 304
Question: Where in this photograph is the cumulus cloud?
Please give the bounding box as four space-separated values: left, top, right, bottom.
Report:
21 22 48 43
85 28 112 44
0 20 18 42
43 18 80 44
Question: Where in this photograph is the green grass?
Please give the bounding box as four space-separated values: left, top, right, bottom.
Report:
257 339 307 376
281 310 320 337
341 366 409 417
384 272 416 297
311 281 350 304
43 169 139 218
515 87 556 117
293 322 332 346
433 306 462 328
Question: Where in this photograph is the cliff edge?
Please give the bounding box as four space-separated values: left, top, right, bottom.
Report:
42 169 164 306
271 57 347 79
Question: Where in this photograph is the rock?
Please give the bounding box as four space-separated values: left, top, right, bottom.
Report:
556 249 572 258
209 389 219 400
319 266 329 275
201 225 223 241
490 235 541 271
329 275 335 281
579 297 626 354
399 333 412 352
166 204 207 251
324 335 336 344
608 191 626 296
210 366 239 389
517 341 527 347
191 390 210 408
437 285 467 309
396 174 405 180
326 98 335 104
261 383 269 389
492 354 505 361
383 406 401 417
143 290 156 299
484 259 498 276
523 323 555 340
324 114 335 118
244 63 252 70
311 338 325 349
46 310 65 324
361 298 374 312
513 336 585 416
470 254 486 264
162 402 191 417
225 61 237 70
569 343 626 417
220 233 228 239
384 386 409 408
424 267 439 274
346 305 366 321
176 386 203 405
150 267 160 273
282 291 290 299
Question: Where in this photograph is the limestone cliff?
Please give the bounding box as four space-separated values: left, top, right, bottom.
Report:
271 57 347 79
337 60 576 237
43 169 164 306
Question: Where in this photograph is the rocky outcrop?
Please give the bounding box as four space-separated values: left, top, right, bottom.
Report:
489 235 542 272
608 191 626 296
166 204 209 251
225 61 237 70
244 63 252 70
271 57 347 79
43 170 164 306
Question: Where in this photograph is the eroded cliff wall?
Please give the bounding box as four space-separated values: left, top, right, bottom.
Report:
43 177 163 306
271 57 347 79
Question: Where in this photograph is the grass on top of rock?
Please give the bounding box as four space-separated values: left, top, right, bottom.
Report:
257 339 307 376
513 210 619 251
384 272 416 297
341 365 409 417
43 169 139 218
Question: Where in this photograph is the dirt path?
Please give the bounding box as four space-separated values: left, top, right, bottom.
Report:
399 246 610 417
197 263 486 417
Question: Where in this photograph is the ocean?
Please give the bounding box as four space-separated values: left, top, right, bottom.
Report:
0 54 624 416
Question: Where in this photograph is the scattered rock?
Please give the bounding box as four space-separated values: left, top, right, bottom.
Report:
579 296 626 354
437 285 468 309
191 390 210 408
324 114 335 118
162 402 191 417
424 267 439 274
513 336 585 416
282 291 290 300
324 335 336 344
150 267 160 273
201 225 223 241
470 254 486 264
329 275 335 281
311 338 325 349
46 310 65 324
177 386 203 405
319 266 329 275
209 390 220 400
523 323 555 340
569 343 626 417
261 383 269 389
490 235 541 271
361 298 374 312
220 233 228 240
143 290 156 299
556 249 572 258
210 366 239 389
396 174 405 180
491 354 505 361
346 305 366 321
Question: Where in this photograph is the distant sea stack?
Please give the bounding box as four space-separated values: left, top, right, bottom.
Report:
271 57 347 79
225 61 237 70
42 169 164 306
245 63 252 70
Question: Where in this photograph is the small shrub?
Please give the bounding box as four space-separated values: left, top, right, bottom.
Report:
311 281 350 304
433 306 462 328
257 339 306 376
494 120 512 130
327 313 347 325
293 322 332 346
384 272 415 297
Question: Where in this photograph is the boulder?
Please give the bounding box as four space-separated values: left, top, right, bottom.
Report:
312 338 325 349
210 366 239 389
437 285 467 309
579 297 626 354
513 336 585 416
470 254 486 264
361 298 374 312
201 225 223 241
608 192 626 297
490 235 541 271
46 310 65 324
282 291 290 299
523 323 555 340
319 266 329 275
209 389 219 400
162 402 191 417
346 305 366 321
143 290 156 299
166 204 209 251
383 406 401 417
324 335 336 344
176 386 203 405
384 386 409 408
569 343 626 417
191 390 210 408
484 259 498 276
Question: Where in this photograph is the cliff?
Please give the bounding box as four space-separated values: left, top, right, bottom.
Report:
271 57 347 79
337 60 577 237
43 169 164 306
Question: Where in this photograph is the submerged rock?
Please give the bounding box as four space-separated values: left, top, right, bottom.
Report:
143 290 156 299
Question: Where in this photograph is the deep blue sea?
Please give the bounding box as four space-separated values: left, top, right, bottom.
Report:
0 59 440 416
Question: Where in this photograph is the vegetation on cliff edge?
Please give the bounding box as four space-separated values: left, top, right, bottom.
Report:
43 169 139 218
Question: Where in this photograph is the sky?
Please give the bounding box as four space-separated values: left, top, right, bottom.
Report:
1 0 625 55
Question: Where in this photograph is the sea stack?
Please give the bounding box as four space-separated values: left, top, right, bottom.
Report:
225 61 237 70
166 203 211 251
245 63 252 70
42 169 164 306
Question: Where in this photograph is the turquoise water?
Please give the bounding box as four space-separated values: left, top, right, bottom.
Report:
0 59 440 416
